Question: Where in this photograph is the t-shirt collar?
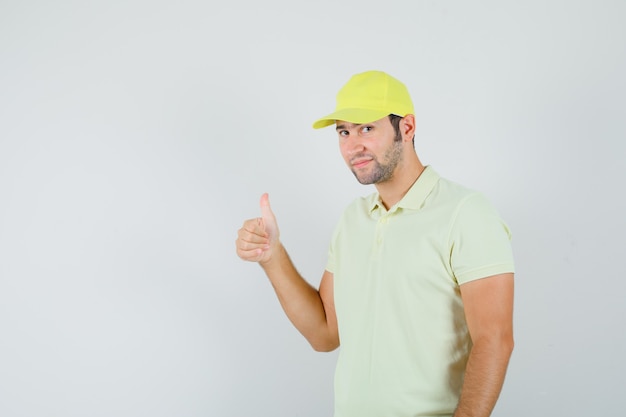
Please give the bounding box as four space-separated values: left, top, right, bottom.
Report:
368 166 440 214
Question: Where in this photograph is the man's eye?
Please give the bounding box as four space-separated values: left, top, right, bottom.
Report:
361 126 373 133
339 130 349 136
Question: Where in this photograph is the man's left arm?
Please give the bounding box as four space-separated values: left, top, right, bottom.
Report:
454 272 515 417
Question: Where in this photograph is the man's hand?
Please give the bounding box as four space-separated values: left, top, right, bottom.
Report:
236 193 280 264
235 193 339 351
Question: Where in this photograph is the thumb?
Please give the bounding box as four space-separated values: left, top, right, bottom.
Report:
259 193 278 238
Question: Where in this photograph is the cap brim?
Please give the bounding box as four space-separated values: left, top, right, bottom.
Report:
312 108 390 129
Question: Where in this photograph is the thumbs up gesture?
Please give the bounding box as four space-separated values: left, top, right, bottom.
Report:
236 193 280 264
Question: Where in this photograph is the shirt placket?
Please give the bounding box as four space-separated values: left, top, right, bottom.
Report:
371 213 390 260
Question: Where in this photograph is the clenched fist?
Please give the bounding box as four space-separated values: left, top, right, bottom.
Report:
236 193 280 264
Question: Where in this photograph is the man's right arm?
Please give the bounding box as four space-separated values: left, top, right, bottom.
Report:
235 193 339 352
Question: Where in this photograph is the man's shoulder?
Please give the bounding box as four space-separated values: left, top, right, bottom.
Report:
436 173 478 195
427 174 483 208
431 175 505 229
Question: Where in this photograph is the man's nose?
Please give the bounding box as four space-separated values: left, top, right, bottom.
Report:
346 136 365 156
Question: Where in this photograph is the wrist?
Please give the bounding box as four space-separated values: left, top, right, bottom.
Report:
259 242 284 269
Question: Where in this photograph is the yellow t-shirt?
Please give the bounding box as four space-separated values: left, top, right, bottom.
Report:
326 166 515 417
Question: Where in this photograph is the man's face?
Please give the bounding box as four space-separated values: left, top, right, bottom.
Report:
336 116 403 185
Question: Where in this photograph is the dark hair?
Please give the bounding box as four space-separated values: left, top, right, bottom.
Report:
388 114 415 146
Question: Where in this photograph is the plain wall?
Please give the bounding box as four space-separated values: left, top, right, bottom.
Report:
1 0 624 416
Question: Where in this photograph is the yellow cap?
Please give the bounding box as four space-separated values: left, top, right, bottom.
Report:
312 70 414 129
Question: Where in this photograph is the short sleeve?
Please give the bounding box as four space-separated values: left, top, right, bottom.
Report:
325 221 340 274
448 193 515 285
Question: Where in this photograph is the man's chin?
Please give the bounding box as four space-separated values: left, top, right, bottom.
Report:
352 171 376 185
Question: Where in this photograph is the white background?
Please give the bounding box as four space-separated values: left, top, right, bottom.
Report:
1 1 624 416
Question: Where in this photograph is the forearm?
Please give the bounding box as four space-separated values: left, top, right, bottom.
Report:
453 338 514 417
260 244 338 351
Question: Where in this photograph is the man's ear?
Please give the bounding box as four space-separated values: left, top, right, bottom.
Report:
401 114 416 143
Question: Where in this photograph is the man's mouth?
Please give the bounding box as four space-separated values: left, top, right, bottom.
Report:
351 158 373 169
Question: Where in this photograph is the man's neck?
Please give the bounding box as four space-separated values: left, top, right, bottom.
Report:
376 161 425 210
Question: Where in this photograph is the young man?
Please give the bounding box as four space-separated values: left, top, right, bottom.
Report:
236 71 515 417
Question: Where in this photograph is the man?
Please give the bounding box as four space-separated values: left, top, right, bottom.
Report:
236 70 515 417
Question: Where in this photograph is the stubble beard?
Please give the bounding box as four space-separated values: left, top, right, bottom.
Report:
351 139 404 185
